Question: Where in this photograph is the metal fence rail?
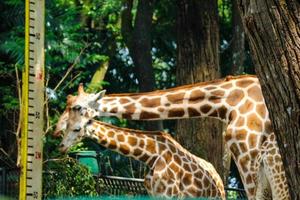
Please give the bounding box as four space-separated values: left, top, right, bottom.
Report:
95 175 148 196
0 168 247 199
0 168 19 198
94 175 247 199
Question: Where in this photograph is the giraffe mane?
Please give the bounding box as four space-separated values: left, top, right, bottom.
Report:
106 74 257 97
92 120 174 139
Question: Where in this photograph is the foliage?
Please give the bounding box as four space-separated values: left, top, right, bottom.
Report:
0 0 250 196
43 158 97 198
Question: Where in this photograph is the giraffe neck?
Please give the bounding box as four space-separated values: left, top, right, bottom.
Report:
98 75 259 123
84 120 170 166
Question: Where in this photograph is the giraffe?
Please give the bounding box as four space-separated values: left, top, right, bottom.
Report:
54 75 289 200
58 95 225 199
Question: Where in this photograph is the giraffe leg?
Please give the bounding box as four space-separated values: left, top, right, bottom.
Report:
225 126 261 200
261 133 290 200
255 163 272 200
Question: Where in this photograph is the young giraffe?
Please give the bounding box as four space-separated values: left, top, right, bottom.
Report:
54 75 289 200
58 95 225 199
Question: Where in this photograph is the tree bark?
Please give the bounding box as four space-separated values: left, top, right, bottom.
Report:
230 0 245 75
121 0 163 130
175 0 225 180
237 1 300 198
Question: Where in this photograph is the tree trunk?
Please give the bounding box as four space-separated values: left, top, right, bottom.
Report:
121 0 162 130
175 0 225 180
237 1 300 198
230 0 245 75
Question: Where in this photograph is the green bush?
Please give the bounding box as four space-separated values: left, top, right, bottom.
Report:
43 158 97 199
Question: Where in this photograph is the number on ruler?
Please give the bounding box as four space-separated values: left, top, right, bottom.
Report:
35 33 40 40
35 151 41 159
35 111 40 119
33 191 38 199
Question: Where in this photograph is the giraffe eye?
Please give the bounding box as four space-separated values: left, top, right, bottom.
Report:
72 105 82 111
73 127 81 132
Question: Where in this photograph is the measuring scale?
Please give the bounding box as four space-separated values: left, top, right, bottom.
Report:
19 0 44 199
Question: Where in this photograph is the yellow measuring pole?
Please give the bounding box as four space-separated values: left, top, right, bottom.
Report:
20 0 45 199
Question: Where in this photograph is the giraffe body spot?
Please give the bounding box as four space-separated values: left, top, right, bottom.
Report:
155 159 165 171
110 107 118 113
188 107 201 117
235 117 245 127
183 163 191 172
190 163 197 171
164 151 173 163
139 153 150 163
208 96 221 104
239 142 248 153
169 162 180 173
189 90 205 104
119 98 130 104
211 90 225 97
139 139 145 148
221 83 233 89
194 178 203 188
248 86 264 102
226 89 245 106
235 129 247 140
246 174 252 184
107 131 115 138
120 144 130 155
117 134 125 142
230 143 240 157
187 186 197 196
239 100 254 114
203 177 210 187
140 111 160 119
158 107 165 112
128 136 138 146
229 110 238 121
147 156 157 166
250 150 259 159
236 79 254 88
133 148 143 157
239 155 250 173
108 140 117 149
247 113 263 132
158 143 167 152
218 106 228 119
140 97 161 108
173 154 182 165
166 93 185 104
168 108 185 118
182 173 192 186
224 129 233 142
256 104 266 119
267 156 274 166
124 103 136 115
200 105 212 114
146 139 156 154
248 134 257 149
122 113 132 119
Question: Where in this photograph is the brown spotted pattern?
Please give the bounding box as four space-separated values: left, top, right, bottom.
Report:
55 75 290 200
59 103 225 199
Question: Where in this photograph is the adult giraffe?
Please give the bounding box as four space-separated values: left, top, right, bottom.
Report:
59 95 225 199
54 75 289 200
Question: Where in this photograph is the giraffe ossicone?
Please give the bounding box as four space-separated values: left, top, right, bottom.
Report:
59 97 225 199
55 75 290 200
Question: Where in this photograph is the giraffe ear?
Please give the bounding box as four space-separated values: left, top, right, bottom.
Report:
78 83 85 95
93 90 106 101
88 90 106 109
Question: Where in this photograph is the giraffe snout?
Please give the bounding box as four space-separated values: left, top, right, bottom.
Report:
58 143 68 153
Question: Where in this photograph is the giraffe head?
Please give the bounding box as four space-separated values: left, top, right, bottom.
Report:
53 83 105 137
58 103 88 153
